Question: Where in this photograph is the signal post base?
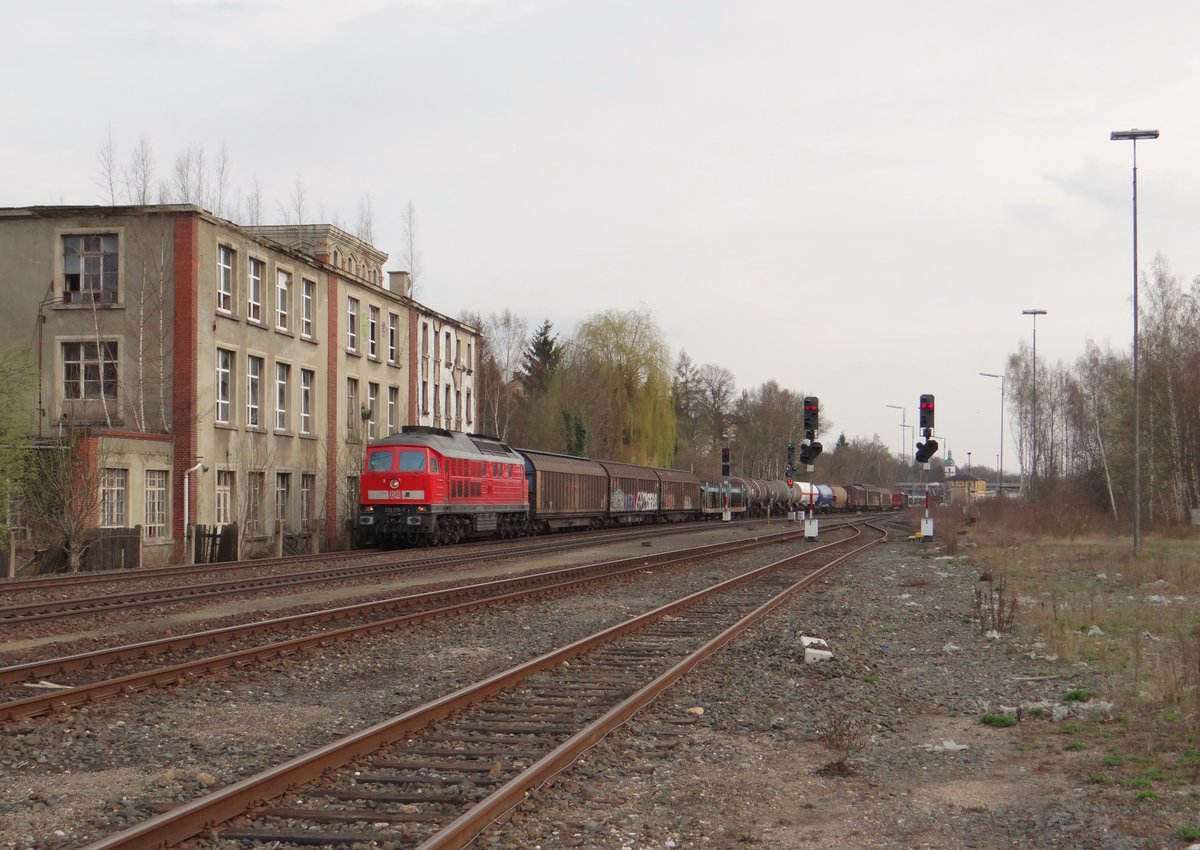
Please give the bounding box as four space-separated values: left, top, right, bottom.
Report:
805 516 819 542
920 515 935 540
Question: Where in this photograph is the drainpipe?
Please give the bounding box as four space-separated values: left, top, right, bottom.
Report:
183 461 206 564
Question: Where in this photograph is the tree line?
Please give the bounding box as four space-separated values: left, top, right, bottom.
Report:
1003 255 1199 526
463 307 925 487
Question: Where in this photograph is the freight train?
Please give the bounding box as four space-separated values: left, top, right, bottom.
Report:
357 426 903 547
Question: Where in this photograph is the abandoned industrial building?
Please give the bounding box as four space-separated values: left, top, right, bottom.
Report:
0 204 481 570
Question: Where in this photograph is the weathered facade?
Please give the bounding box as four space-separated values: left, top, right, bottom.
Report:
0 205 480 565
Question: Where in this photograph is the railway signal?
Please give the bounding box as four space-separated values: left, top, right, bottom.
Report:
721 446 731 478
915 393 938 464
799 438 822 466
803 397 819 434
919 394 935 431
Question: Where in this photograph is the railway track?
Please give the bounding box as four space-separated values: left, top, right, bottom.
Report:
0 521 769 627
78 521 887 850
1 523 852 719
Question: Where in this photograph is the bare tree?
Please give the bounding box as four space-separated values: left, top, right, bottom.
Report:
281 175 308 224
402 200 421 295
96 127 119 205
213 144 232 218
125 135 156 205
246 176 264 226
356 194 375 244
473 309 528 441
23 427 108 572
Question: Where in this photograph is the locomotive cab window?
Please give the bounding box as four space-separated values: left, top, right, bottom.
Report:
367 451 394 472
398 451 427 472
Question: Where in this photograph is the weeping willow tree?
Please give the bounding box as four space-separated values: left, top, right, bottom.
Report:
549 308 676 466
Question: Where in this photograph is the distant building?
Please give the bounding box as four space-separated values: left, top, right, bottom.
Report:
0 205 480 564
945 472 987 505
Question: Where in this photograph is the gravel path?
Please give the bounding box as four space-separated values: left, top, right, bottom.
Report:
482 531 1186 850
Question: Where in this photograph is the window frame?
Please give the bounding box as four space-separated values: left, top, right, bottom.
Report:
300 368 314 435
275 361 291 432
144 469 168 538
346 297 359 352
301 278 315 338
247 258 264 323
276 269 292 332
368 306 380 358
62 340 119 400
217 244 235 314
246 354 263 428
216 348 234 424
100 467 127 528
62 233 119 305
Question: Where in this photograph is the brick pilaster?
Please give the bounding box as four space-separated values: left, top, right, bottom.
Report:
324 273 340 548
171 214 200 562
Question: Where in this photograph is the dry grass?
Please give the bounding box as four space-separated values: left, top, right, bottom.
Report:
963 499 1200 789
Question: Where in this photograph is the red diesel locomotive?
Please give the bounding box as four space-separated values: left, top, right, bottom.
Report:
357 427 528 545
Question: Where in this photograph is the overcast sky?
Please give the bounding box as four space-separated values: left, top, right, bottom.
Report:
5 0 1198 475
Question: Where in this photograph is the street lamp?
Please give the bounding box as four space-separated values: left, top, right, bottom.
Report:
1022 309 1046 501
1110 128 1158 556
885 404 906 461
979 371 1005 496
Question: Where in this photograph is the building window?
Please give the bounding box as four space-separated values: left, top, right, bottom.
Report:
466 390 472 424
346 377 359 433
301 278 315 337
421 322 429 358
456 389 462 426
444 386 451 427
100 467 127 527
275 362 290 431
247 258 264 322
276 269 292 331
346 297 359 351
62 234 118 304
367 382 378 439
276 472 291 532
388 313 398 363
300 473 315 531
216 470 234 525
421 380 428 415
387 386 398 435
444 332 451 367
466 343 473 372
217 245 235 314
62 341 118 399
247 355 263 428
300 368 314 435
368 306 379 357
216 348 234 424
145 469 167 538
247 471 264 536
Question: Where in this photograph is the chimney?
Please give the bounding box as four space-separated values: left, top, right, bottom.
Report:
387 271 413 297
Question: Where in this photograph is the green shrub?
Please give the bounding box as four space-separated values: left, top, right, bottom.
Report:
1176 824 1200 841
981 714 1017 728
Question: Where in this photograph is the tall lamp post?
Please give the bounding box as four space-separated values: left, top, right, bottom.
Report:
1022 309 1046 501
979 371 1005 496
1110 128 1158 557
885 404 906 462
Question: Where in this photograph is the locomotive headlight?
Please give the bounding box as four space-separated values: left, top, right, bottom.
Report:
389 478 400 489
362 505 375 513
